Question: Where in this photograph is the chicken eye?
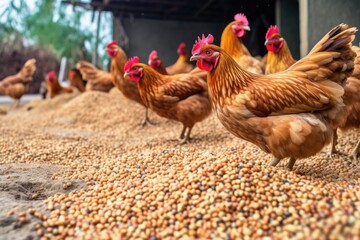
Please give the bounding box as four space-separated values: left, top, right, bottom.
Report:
205 50 211 55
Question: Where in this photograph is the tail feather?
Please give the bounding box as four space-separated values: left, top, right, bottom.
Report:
310 24 356 54
290 24 357 86
76 61 112 85
19 58 36 81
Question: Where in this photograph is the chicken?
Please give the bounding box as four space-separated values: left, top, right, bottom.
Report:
148 50 168 75
124 56 212 143
68 68 86 92
330 45 360 160
264 25 296 74
46 71 73 98
0 59 36 107
76 61 114 92
149 50 208 82
106 40 152 126
220 13 263 74
166 42 194 75
190 23 356 170
264 26 360 159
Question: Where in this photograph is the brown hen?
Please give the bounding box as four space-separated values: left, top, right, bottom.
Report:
331 45 360 160
264 26 360 159
46 71 73 99
264 25 296 74
148 50 168 75
166 43 194 75
220 13 264 74
149 50 208 82
68 68 86 92
124 56 211 144
0 59 36 107
106 41 152 126
76 61 114 92
190 24 356 170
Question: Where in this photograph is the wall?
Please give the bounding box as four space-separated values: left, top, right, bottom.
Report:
276 0 300 59
307 0 360 52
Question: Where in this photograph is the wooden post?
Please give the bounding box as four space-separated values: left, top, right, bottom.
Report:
92 9 102 65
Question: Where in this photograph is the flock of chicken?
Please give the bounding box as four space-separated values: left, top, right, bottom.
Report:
1 13 359 171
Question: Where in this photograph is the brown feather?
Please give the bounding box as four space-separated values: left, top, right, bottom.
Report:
105 45 146 107
202 23 357 162
133 63 211 133
46 75 73 99
76 61 113 92
265 38 296 74
166 55 194 75
220 20 263 74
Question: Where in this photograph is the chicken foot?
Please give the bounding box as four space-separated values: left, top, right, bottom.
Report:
327 129 348 159
351 140 360 161
269 157 296 171
328 129 355 159
179 126 193 144
328 129 339 159
11 99 20 109
142 108 154 126
287 158 297 171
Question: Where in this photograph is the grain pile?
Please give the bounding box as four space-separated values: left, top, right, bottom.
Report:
0 89 359 239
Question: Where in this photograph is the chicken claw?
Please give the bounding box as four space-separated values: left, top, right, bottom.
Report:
179 126 193 144
142 109 154 127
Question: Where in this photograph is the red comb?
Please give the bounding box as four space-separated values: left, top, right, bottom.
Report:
47 71 56 78
149 50 158 61
178 42 186 49
234 13 249 25
106 40 117 49
124 56 140 72
192 34 214 55
266 25 279 40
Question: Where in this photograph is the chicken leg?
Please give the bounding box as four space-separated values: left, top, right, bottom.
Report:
330 129 338 156
11 99 20 109
142 108 154 126
270 157 281 167
328 129 347 159
287 158 297 171
179 126 193 144
351 140 360 161
179 125 186 140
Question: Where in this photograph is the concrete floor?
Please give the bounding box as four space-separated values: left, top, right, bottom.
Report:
0 94 42 106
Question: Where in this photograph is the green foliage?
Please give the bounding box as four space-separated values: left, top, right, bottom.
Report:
0 0 110 66
0 0 29 44
24 0 93 65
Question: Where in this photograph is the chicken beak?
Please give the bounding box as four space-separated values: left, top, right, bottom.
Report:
190 55 199 62
124 72 129 78
264 39 271 45
243 25 251 31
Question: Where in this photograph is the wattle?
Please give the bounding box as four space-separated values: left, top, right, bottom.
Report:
197 60 213 72
235 29 245 38
128 74 141 83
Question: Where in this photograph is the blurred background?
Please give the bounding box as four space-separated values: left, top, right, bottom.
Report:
0 0 359 94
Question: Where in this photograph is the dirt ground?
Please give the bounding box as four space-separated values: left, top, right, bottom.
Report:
0 89 359 239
